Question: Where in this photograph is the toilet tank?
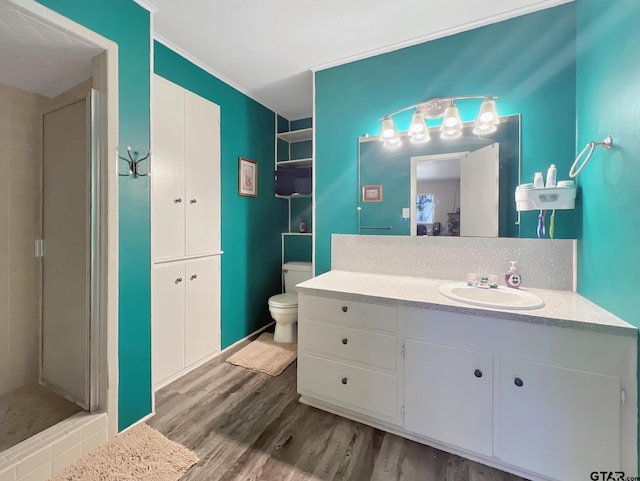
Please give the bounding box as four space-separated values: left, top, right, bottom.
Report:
283 262 313 293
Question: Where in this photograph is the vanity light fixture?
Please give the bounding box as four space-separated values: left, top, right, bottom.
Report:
473 97 500 135
378 95 500 147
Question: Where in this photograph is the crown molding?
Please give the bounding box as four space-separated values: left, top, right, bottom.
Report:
153 33 280 113
311 0 573 72
131 0 158 13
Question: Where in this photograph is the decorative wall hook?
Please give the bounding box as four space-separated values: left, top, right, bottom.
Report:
119 146 150 177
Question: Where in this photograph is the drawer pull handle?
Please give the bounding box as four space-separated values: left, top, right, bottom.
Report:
474 369 483 378
175 277 183 284
341 338 348 345
341 306 348 313
190 274 198 280
514 377 524 387
341 377 348 385
174 198 182 204
190 198 197 204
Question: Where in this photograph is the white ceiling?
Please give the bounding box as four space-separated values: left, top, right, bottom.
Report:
150 0 571 120
417 158 461 182
0 0 101 98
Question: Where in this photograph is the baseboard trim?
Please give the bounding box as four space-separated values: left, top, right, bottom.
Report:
121 411 156 433
153 321 276 393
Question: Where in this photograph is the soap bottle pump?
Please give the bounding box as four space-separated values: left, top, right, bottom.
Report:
505 261 522 289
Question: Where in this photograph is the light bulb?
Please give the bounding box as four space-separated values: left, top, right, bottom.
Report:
475 98 499 133
440 104 462 139
408 110 430 143
379 117 397 141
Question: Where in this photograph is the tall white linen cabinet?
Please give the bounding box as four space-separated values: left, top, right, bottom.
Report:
151 74 222 389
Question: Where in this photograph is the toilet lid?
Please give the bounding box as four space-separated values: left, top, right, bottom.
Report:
269 293 298 308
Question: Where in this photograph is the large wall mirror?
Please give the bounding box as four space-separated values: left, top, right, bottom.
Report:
358 115 520 237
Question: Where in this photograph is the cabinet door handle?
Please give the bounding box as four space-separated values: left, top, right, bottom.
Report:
190 274 198 281
190 198 197 204
175 277 183 284
341 338 348 345
341 377 348 385
514 377 524 387
174 198 182 204
341 306 348 313
474 369 483 378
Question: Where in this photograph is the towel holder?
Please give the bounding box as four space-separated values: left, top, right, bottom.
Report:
569 136 612 179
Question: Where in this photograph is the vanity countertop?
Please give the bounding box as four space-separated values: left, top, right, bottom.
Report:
297 270 637 337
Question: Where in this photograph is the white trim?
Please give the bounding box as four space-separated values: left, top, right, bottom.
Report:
153 33 276 113
410 152 469 238
310 0 574 72
149 10 156 417
152 321 275 394
120 412 156 433
131 0 158 13
311 72 316 276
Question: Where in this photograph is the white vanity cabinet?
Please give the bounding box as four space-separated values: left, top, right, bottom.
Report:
298 290 636 481
298 294 402 425
404 339 494 457
401 306 632 481
499 357 620 481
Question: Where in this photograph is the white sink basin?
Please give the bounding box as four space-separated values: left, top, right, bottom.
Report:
439 282 545 310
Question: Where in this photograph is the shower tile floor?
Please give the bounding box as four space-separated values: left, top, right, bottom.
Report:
0 384 82 452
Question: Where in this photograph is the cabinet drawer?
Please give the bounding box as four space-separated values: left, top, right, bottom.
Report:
301 319 396 370
301 295 396 332
299 354 398 420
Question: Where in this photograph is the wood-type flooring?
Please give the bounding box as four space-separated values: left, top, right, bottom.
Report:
149 337 529 481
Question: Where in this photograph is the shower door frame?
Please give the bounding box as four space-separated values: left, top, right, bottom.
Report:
40 90 102 412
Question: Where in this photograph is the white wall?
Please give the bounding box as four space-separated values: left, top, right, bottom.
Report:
0 83 48 396
417 179 460 235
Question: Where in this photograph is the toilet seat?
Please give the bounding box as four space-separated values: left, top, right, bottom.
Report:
268 293 298 308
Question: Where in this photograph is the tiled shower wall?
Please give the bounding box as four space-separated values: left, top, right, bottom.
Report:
0 83 48 396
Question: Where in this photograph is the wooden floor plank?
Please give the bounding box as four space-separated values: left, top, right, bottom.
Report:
149 341 529 481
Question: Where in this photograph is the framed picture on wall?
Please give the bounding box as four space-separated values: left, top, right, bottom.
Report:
362 184 383 202
238 157 258 197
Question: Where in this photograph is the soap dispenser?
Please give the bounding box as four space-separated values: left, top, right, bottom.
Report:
505 261 522 289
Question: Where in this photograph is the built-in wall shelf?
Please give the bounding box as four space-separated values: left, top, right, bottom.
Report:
282 232 312 237
277 127 312 143
277 158 312 168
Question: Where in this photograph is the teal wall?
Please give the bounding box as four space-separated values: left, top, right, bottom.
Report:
36 0 153 430
576 0 640 328
154 43 287 348
576 0 640 465
314 4 577 274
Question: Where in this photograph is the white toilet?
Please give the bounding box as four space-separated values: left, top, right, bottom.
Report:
268 261 313 343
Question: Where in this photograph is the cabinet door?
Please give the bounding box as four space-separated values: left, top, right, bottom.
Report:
152 75 186 260
500 358 620 481
404 339 493 456
185 91 220 256
185 256 221 365
152 263 186 385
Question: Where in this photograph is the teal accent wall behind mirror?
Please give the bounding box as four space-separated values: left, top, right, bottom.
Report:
359 115 520 238
154 42 287 351
36 0 153 431
314 3 577 275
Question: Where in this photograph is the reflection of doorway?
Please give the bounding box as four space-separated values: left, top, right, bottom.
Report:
410 144 499 237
